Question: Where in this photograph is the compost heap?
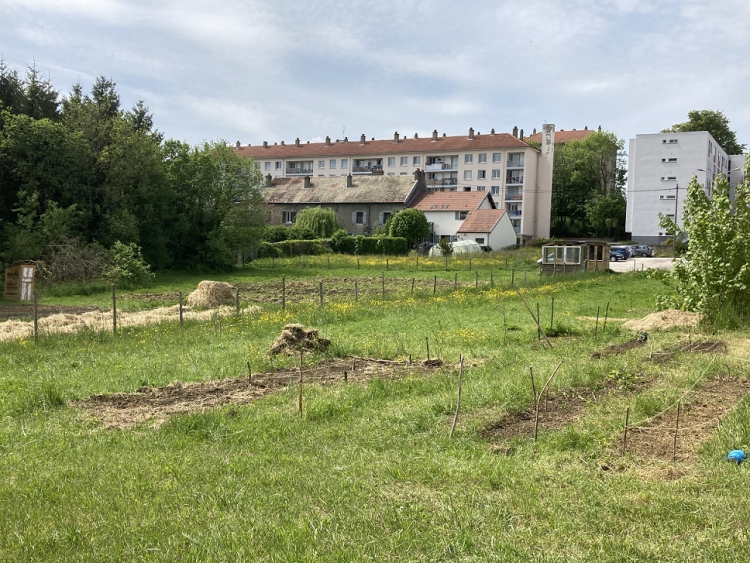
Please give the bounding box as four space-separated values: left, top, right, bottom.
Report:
269 324 331 355
622 309 701 332
186 281 236 308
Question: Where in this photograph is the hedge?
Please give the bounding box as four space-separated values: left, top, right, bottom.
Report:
271 239 329 257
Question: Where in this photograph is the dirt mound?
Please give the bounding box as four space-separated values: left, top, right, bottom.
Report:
622 309 700 332
186 281 235 308
269 324 331 355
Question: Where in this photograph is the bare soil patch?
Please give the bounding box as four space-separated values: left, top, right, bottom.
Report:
592 335 648 358
649 339 727 363
617 377 750 463
482 371 650 443
76 357 436 429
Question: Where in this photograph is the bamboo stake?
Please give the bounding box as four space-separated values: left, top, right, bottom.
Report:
475 270 479 290
449 355 464 439
357 258 360 270
673 402 681 462
511 268 515 286
247 362 252 383
529 366 537 404
454 272 457 289
425 336 430 361
445 255 448 271
550 297 554 330
537 302 541 341
298 349 303 417
515 290 553 348
411 278 415 295
595 306 600 336
382 274 385 300
355 280 359 302
622 407 630 457
282 277 286 311
603 301 610 332
319 281 323 307
433 276 437 294
534 360 563 442
235 287 240 315
490 269 494 287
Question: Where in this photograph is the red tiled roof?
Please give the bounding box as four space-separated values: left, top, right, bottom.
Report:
236 132 531 159
524 129 596 144
410 191 491 212
457 209 507 233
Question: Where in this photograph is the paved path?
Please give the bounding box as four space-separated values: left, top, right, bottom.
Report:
608 257 676 273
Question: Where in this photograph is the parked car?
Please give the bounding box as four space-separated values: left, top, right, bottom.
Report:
610 248 627 261
632 244 654 257
611 245 631 259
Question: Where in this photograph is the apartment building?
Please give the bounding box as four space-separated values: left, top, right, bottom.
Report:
236 125 555 240
625 131 745 244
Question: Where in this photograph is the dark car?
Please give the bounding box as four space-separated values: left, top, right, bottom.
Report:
610 248 627 261
611 245 631 259
632 244 654 257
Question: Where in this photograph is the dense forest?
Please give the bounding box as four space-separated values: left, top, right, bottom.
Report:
0 61 265 277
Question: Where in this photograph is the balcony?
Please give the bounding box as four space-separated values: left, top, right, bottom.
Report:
353 165 383 174
506 174 524 185
506 157 524 169
286 162 314 176
425 162 458 172
507 210 522 218
505 191 522 201
427 178 458 188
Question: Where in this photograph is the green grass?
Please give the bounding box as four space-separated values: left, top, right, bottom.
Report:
1 259 748 561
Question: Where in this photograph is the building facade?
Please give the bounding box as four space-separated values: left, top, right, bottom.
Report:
236 125 555 240
625 131 745 244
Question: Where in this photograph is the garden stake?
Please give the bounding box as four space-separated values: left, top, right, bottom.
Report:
33 291 38 342
433 276 437 294
235 287 240 315
622 407 630 457
673 402 681 462
408 353 412 366
511 268 515 286
426 336 430 361
503 305 507 344
282 277 286 311
449 355 464 439
355 280 359 301
475 270 479 290
603 302 610 332
454 272 457 289
111 284 117 334
298 349 303 417
537 302 541 341
515 290 553 348
357 258 360 270
490 269 494 287
344 371 348 382
445 255 448 271
595 306 600 336
327 254 330 269
524 268 527 285
529 366 537 403
410 278 415 295
469 258 472 271
416 255 419 270
386 258 389 271
179 291 183 327
382 274 385 300
247 362 251 383
534 360 563 442
319 282 323 307
550 297 555 330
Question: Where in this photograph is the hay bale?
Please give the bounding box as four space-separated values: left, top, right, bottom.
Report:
186 281 235 308
269 324 331 355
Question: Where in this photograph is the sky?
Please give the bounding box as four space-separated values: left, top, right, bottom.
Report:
2 0 749 153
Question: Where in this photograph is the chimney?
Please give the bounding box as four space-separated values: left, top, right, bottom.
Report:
280 140 285 146
295 138 300 147
263 141 268 148
519 129 524 139
393 131 399 143
346 174 353 188
265 173 272 186
343 137 348 143
468 127 475 140
325 136 331 146
414 133 418 139
490 129 495 135
512 126 518 138
304 175 311 189
598 125 602 132
235 140 240 150
443 133 446 137
413 168 420 180
533 128 537 135
584 126 588 130
432 129 438 141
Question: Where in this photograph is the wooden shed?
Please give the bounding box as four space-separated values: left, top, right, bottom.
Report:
538 241 610 274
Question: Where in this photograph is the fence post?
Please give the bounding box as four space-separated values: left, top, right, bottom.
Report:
111 284 117 334
179 291 184 327
282 277 286 311
319 281 323 307
33 291 38 342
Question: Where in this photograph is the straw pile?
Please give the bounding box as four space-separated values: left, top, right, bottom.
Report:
186 281 236 308
269 324 331 355
0 305 260 342
622 309 701 332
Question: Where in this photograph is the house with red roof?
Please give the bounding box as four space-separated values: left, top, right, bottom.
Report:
410 190 495 243
456 209 516 250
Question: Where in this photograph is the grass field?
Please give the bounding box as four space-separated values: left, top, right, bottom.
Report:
2 253 749 561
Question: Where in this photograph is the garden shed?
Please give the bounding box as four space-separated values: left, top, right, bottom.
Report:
538 241 610 274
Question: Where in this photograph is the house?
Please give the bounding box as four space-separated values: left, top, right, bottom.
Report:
409 190 496 243
456 209 517 250
236 125 556 241
625 131 745 244
261 171 425 235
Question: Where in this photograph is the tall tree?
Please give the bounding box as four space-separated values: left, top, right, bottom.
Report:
664 110 746 155
294 206 340 238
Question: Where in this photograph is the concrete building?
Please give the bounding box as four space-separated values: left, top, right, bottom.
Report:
626 131 745 244
236 125 555 240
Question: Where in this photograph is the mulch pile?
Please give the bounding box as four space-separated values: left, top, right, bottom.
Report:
269 324 331 355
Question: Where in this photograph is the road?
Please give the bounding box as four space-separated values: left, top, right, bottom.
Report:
608 257 676 273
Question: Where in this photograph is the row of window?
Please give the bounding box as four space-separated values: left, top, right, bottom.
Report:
265 152 522 172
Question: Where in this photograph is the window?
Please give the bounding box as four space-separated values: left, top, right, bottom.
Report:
400 172 407 175
282 211 297 224
492 169 501 179
464 170 472 181
663 138 678 144
455 211 469 220
400 157 408 166
476 186 486 192
478 170 486 179
275 161 282 170
380 211 393 225
353 211 366 225
388 157 395 166
464 154 473 164
491 186 500 195
475 237 485 244
327 159 335 168
340 159 348 168
661 157 677 163
478 153 487 163
264 162 271 171
565 247 581 265
661 176 677 181
463 187 471 192
318 160 325 168
492 153 501 162
413 156 421 165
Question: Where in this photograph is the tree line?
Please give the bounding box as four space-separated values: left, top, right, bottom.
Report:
0 61 265 276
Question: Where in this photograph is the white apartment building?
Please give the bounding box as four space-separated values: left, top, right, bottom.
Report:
626 131 746 244
235 126 555 240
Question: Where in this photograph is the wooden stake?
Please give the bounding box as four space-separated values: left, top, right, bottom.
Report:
536 302 541 341
344 371 348 382
179 291 184 327
534 360 563 442
503 305 507 344
515 290 553 348
408 353 412 366
386 258 389 271
32 291 38 342
603 301 610 332
445 255 448 271
469 258 472 271
111 284 117 334
235 287 240 315
319 281 323 307
673 402 681 462
382 273 385 300
622 407 630 457
425 336 430 361
298 349 303 417
529 366 537 403
433 276 437 294
355 280 359 301
411 278 415 295
357 258 360 270
550 297 554 330
416 255 419 270
247 362 252 383
449 355 464 439
511 268 515 286
595 306 600 336
282 277 286 312
490 269 494 287
454 272 457 289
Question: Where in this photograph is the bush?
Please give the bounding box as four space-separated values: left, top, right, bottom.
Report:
272 239 328 257
101 241 154 288
355 236 408 256
330 230 357 254
258 241 282 258
37 238 107 283
264 225 290 243
286 225 317 241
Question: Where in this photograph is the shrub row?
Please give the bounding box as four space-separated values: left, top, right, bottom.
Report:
257 234 409 258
